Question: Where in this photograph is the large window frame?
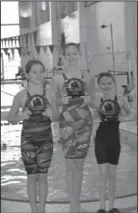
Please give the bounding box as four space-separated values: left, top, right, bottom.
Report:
1 1 19 24
1 2 20 80
1 24 20 39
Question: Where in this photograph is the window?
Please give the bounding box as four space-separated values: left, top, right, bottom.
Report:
84 1 99 7
1 2 20 80
1 2 19 24
1 26 20 39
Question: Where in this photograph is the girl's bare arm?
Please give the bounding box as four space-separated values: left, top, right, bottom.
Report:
86 74 97 108
50 77 61 122
8 93 24 123
120 96 136 121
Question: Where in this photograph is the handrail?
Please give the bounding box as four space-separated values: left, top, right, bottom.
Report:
1 106 11 109
1 90 15 97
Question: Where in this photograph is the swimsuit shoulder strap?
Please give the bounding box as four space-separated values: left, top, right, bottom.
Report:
63 71 84 80
26 86 32 98
114 95 118 101
62 73 68 80
100 97 104 103
42 83 46 96
81 71 85 79
22 89 30 112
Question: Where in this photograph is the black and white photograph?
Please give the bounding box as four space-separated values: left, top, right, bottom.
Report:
1 1 137 213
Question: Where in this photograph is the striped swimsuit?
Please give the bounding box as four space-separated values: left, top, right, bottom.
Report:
21 87 53 174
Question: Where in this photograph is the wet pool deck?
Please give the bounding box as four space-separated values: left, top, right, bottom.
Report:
1 122 137 213
1 195 137 213
120 122 137 135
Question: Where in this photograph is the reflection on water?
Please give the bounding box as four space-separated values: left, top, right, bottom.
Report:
1 124 137 202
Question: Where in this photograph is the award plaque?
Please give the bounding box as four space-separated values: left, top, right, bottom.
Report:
64 78 85 97
99 99 120 120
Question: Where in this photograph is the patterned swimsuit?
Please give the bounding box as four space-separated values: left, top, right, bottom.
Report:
60 73 93 159
21 87 53 175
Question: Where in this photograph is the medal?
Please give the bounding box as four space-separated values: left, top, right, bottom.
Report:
28 95 47 115
99 99 120 120
64 78 85 97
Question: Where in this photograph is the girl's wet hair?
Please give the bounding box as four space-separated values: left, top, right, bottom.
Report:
63 42 80 55
25 60 45 74
97 72 115 84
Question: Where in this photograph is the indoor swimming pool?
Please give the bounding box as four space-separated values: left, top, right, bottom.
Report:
1 123 137 203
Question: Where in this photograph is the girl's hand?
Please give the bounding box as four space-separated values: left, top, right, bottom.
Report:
119 116 130 122
61 96 69 104
21 110 31 120
42 110 48 117
83 96 90 104
119 116 125 122
42 108 52 117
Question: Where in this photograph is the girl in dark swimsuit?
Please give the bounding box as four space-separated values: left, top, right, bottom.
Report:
8 60 59 213
89 72 135 213
50 42 95 213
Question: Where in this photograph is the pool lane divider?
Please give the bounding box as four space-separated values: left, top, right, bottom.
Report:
1 193 137 204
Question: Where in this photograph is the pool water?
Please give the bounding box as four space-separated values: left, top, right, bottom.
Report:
1 123 137 202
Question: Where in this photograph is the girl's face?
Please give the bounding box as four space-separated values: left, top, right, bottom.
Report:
99 76 114 93
64 45 80 66
27 64 45 85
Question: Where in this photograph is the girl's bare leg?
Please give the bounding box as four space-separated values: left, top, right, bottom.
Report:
108 164 117 210
65 158 77 212
37 173 48 213
27 174 38 213
73 158 85 212
98 163 108 210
